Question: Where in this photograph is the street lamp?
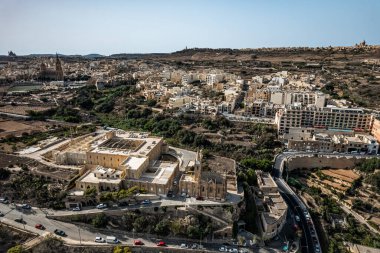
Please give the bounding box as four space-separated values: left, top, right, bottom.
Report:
199 231 202 249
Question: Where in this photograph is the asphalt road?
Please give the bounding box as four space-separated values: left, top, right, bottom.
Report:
272 151 378 252
0 202 256 252
273 153 321 253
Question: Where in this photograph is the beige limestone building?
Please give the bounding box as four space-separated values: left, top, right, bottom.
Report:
275 106 374 136
179 151 227 200
254 171 288 240
46 130 229 199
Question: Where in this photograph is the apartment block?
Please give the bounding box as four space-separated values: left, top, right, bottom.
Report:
371 118 380 143
287 133 379 154
275 106 374 136
270 91 326 108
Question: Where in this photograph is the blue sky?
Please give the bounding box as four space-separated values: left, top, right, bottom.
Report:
0 0 379 55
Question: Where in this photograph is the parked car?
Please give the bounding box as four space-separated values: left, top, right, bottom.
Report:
134 240 144 245
96 203 107 209
295 215 300 222
156 241 166 247
72 206 81 211
14 218 26 224
219 246 228 252
35 224 45 230
180 243 188 248
196 196 204 201
106 236 120 244
0 211 4 217
94 237 106 243
167 191 173 198
0 197 9 204
229 248 238 253
54 229 66 236
191 243 199 249
141 200 151 205
315 245 321 253
21 204 31 210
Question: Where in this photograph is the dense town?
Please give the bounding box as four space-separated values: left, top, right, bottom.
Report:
0 43 380 253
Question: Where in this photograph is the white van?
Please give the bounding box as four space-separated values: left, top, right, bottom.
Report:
106 236 120 244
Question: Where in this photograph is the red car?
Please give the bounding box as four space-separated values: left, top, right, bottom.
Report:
196 196 204 201
157 241 166 247
35 224 45 230
134 240 144 245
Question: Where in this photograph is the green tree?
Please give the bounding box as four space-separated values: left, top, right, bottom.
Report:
7 245 23 253
133 216 148 232
154 219 170 236
246 169 257 186
113 246 122 253
84 187 97 197
187 225 201 239
123 246 132 253
170 219 182 235
0 168 10 180
358 158 380 173
91 213 108 228
146 99 157 107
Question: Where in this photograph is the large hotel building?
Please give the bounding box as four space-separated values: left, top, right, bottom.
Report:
275 106 374 136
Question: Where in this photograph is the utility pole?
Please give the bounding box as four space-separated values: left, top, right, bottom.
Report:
78 228 82 245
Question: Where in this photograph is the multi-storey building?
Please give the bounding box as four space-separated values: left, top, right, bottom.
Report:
287 133 379 154
244 100 281 118
371 118 380 143
206 73 224 86
270 91 326 108
47 130 229 200
275 106 374 136
254 171 288 240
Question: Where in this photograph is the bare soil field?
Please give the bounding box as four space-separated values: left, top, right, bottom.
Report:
0 104 51 115
0 118 53 138
0 153 77 181
321 169 359 183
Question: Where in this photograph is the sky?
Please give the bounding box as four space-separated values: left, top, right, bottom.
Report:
0 0 380 55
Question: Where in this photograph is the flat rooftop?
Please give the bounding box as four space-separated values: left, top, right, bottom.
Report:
258 172 277 188
99 137 144 151
79 170 122 185
262 194 287 224
122 156 148 171
89 132 162 157
130 160 178 186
